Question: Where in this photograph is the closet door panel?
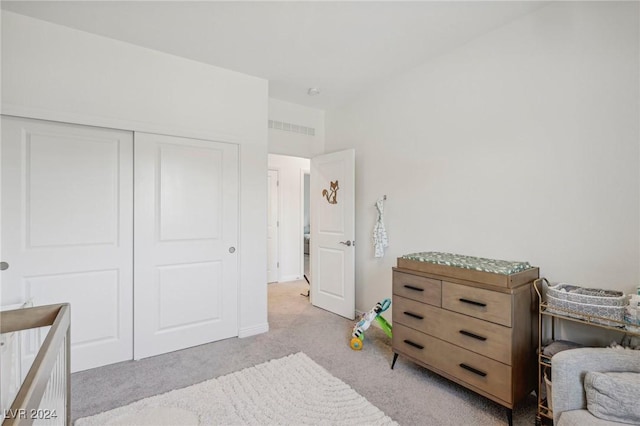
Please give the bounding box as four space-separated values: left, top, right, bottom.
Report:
134 132 238 360
1 116 134 372
159 144 222 241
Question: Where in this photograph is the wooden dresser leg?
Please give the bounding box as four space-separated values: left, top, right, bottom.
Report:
506 408 513 426
391 353 399 369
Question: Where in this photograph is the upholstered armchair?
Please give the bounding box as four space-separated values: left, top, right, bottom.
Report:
552 347 640 425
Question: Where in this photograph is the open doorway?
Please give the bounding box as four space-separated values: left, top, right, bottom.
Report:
266 154 310 286
266 150 355 319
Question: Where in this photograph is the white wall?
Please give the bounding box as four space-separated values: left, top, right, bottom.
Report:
268 154 310 282
325 2 640 318
268 98 325 158
1 11 270 337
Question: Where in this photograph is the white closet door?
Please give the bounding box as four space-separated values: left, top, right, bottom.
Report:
134 132 238 360
1 116 134 372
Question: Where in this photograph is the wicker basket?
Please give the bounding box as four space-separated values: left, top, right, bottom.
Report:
547 283 627 306
544 368 553 412
546 283 627 327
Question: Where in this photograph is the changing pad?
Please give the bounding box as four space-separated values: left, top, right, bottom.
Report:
401 252 532 275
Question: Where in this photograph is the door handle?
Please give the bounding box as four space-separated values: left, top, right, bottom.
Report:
0 262 8 271
339 241 352 247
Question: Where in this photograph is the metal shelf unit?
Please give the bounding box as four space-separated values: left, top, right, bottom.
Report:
533 278 640 425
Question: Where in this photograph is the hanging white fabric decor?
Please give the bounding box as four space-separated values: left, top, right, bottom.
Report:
373 196 389 258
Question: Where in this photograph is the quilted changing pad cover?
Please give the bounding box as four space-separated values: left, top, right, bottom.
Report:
401 252 532 275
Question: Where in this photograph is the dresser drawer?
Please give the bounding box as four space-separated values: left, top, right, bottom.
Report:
442 281 512 327
392 322 437 366
393 324 512 404
393 296 512 365
393 271 441 306
435 335 513 404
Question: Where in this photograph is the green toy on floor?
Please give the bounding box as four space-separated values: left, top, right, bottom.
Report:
350 298 392 350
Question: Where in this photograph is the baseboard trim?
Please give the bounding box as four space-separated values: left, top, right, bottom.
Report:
238 322 269 338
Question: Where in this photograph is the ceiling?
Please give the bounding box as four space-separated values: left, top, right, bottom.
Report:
2 1 548 110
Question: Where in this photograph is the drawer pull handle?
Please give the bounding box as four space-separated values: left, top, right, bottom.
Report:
404 285 424 292
403 311 424 320
459 330 487 341
403 339 424 350
459 363 487 377
459 298 487 308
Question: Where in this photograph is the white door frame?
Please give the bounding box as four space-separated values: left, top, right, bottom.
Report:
267 169 280 283
300 169 310 279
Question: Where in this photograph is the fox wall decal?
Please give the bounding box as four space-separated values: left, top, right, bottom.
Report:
322 180 339 204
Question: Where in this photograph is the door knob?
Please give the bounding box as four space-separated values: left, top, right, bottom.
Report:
228 247 236 253
339 241 352 247
0 262 8 271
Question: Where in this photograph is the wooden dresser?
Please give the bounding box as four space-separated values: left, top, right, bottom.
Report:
391 257 539 425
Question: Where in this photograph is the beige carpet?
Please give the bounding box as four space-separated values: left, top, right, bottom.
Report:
74 352 397 426
72 281 536 425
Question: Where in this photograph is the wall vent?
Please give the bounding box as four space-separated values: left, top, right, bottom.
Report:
269 120 316 137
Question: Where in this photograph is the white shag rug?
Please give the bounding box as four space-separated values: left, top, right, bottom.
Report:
75 352 397 426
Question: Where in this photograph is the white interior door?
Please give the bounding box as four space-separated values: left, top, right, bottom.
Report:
267 169 279 283
1 116 134 372
134 132 238 360
310 149 355 320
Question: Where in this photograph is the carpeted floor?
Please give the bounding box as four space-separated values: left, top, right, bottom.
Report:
75 352 397 426
71 280 537 425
